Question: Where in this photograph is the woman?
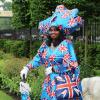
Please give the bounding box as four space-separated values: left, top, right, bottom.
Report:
20 26 83 100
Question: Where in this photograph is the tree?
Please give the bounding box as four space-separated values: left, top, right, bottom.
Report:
0 0 12 11
3 1 12 11
29 0 58 27
28 0 58 58
0 0 5 2
12 0 99 29
12 0 30 29
12 0 58 29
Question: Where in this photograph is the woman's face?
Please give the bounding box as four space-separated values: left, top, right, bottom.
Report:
49 27 60 39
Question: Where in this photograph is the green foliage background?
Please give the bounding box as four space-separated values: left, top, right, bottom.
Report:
0 50 45 100
12 0 100 29
0 39 100 99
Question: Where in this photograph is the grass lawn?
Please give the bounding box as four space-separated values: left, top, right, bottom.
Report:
0 90 13 100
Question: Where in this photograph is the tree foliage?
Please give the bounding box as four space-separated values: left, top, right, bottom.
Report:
0 0 12 11
29 0 58 27
0 0 5 3
12 0 100 29
3 2 12 11
12 0 58 28
12 0 30 29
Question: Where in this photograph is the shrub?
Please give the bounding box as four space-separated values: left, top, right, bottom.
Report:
28 67 45 100
31 40 42 56
0 39 5 50
0 53 29 94
0 51 5 59
0 51 45 99
74 41 100 78
94 70 100 76
0 39 42 58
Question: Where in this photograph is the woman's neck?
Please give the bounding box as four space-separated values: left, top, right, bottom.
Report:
52 39 56 43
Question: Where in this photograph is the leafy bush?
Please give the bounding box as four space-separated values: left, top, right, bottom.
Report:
94 70 100 76
0 39 5 50
3 40 14 53
94 44 100 69
0 51 5 59
31 40 42 56
28 67 45 100
0 39 42 58
0 51 44 99
0 52 29 94
74 41 100 78
2 40 27 57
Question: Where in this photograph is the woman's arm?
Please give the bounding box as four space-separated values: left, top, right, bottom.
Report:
25 42 46 70
68 40 80 80
20 42 46 79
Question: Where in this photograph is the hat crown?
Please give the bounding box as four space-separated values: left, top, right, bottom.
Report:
38 5 83 34
55 5 66 13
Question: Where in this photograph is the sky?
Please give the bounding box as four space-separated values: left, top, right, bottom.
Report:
6 0 12 2
0 0 12 3
0 0 12 4
0 0 12 11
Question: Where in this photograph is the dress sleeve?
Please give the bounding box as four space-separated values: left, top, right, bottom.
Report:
25 42 46 70
67 40 80 80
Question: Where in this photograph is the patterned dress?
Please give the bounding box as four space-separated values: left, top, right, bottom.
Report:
26 39 83 100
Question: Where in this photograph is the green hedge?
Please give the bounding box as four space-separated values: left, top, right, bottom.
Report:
0 39 41 58
0 39 100 76
74 41 100 78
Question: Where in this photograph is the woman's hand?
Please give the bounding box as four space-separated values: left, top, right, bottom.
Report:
72 74 76 81
45 67 52 76
20 66 29 79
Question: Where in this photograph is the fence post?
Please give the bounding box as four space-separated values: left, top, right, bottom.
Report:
84 20 88 65
29 27 32 59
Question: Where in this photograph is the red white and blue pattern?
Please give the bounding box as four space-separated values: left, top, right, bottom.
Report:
49 55 55 62
56 75 77 98
58 45 68 53
70 61 78 68
75 16 82 24
68 18 76 27
42 50 47 58
63 53 70 64
38 5 83 34
26 40 82 100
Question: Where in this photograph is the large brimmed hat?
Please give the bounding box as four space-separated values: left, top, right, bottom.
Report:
38 5 83 34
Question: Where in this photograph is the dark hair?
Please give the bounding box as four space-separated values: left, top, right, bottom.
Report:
46 26 65 47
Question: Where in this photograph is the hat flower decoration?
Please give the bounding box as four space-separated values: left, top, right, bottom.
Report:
38 5 83 35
